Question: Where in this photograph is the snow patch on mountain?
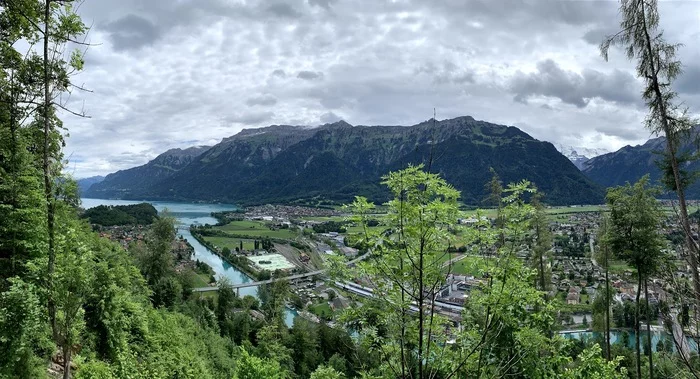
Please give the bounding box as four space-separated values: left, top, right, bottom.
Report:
555 144 609 170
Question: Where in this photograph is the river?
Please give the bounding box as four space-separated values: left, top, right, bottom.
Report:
81 198 296 326
561 330 699 353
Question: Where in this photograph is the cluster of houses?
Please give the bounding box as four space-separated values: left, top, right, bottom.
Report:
549 212 672 309
245 204 342 220
97 225 148 249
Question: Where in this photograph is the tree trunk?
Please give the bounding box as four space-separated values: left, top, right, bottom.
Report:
62 344 71 379
635 271 642 379
638 0 700 321
645 279 654 379
417 236 425 379
605 245 611 361
42 0 58 341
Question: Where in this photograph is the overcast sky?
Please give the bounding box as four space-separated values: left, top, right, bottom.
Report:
62 0 700 178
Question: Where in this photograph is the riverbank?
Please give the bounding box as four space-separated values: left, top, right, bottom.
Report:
188 229 266 281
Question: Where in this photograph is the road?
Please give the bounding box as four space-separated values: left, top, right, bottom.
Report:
193 251 370 292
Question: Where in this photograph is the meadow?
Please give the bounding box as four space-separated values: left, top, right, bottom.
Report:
214 220 298 239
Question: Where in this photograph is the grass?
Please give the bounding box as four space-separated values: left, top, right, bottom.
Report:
448 255 488 276
191 272 212 287
214 220 298 239
462 205 604 220
344 224 384 236
309 302 334 319
546 205 603 214
608 259 634 275
299 216 347 222
202 236 256 251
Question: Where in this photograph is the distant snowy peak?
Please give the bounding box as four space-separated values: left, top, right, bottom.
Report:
555 144 609 170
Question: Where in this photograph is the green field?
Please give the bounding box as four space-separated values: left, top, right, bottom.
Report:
461 205 604 220
299 216 348 222
448 255 488 276
344 223 384 236
309 302 334 319
546 205 603 214
191 271 213 287
214 220 298 239
607 259 634 275
202 236 256 251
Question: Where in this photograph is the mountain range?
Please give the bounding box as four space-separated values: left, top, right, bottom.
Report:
555 145 609 170
83 116 606 206
85 146 210 198
77 175 104 195
582 130 700 197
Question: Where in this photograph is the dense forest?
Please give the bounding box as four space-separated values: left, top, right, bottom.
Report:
3 0 700 378
81 203 158 226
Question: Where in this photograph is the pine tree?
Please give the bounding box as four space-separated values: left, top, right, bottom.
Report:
602 0 700 347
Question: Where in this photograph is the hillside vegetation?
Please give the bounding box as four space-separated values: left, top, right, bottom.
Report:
86 117 604 206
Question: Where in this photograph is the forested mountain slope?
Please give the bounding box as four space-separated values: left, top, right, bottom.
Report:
583 128 700 197
88 116 604 206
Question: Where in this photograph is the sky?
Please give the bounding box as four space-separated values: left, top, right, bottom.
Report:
60 0 700 178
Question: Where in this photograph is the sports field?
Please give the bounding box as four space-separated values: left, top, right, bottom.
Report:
249 253 296 271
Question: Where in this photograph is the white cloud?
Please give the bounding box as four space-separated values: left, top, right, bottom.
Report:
59 0 700 177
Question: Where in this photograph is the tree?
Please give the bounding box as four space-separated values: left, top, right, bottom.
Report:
0 0 47 281
346 165 460 378
133 215 178 306
216 278 236 336
258 279 289 325
530 191 552 296
602 0 700 350
287 318 322 377
563 344 628 379
596 214 613 361
234 347 286 379
606 176 665 379
0 278 52 377
342 166 619 378
53 213 94 379
310 365 345 379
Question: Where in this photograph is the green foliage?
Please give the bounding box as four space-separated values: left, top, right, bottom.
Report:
0 278 52 378
312 221 348 234
606 176 665 278
81 203 158 226
310 365 345 379
563 344 628 379
85 117 603 206
234 347 287 379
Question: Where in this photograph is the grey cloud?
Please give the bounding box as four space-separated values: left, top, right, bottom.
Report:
417 61 475 85
297 71 324 80
110 151 152 166
271 69 287 78
266 3 302 18
510 59 640 108
64 0 696 177
246 94 278 107
582 27 617 46
308 0 336 9
102 14 160 51
226 111 275 125
677 65 700 95
595 124 649 141
320 111 342 124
